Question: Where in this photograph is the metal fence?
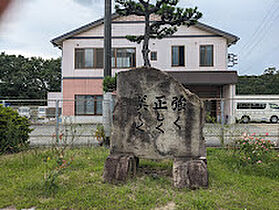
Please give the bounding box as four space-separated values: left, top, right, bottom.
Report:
1 97 279 147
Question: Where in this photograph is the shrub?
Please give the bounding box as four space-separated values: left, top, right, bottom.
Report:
94 124 105 146
43 133 74 196
103 74 117 92
0 105 33 154
234 133 276 165
43 150 73 195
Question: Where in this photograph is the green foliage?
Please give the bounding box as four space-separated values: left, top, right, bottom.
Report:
0 52 61 99
103 74 117 92
0 105 32 154
115 0 202 67
233 133 276 165
43 150 74 196
237 67 279 94
115 0 202 42
0 148 279 209
43 127 78 196
94 124 105 145
205 111 216 123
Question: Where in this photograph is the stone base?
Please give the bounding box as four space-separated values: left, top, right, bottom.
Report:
173 159 208 189
103 154 138 183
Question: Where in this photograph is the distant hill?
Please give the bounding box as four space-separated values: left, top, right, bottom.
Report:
236 68 279 95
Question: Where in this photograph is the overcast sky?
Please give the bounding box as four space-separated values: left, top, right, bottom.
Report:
0 0 278 75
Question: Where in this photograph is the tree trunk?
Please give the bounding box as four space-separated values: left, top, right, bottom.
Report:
142 14 151 67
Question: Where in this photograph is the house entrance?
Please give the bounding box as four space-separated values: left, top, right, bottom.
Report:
183 85 223 122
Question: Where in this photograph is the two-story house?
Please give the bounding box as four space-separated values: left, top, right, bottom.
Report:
51 14 239 123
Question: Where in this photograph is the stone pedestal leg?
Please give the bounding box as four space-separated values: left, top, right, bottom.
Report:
173 159 208 189
103 154 138 183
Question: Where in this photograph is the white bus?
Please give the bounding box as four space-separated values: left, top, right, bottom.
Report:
235 101 279 123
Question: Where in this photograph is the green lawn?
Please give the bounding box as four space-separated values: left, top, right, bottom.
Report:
0 147 278 209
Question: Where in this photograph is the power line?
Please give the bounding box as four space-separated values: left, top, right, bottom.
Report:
239 0 279 56
238 2 279 75
240 41 279 75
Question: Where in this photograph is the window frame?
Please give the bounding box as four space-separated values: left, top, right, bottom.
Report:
199 45 214 67
75 48 136 69
237 102 267 110
171 46 185 67
74 95 103 116
150 51 157 61
74 48 104 69
112 47 136 69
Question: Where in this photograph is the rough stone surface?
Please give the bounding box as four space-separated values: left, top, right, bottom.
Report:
173 159 208 189
104 67 208 188
103 154 137 183
111 67 206 160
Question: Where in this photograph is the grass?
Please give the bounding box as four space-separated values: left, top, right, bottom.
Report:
0 147 278 209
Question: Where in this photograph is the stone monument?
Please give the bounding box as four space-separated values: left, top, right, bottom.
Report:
103 68 208 189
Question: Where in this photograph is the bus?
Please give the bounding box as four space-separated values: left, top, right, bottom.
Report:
235 101 279 123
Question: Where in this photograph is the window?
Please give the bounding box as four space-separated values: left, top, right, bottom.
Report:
112 48 136 68
172 46 185 66
75 48 136 69
200 45 214 67
237 103 266 110
95 48 104 68
150 51 157 61
75 48 103 69
75 95 103 115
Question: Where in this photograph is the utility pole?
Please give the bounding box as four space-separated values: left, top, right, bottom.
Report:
104 0 112 76
103 0 112 147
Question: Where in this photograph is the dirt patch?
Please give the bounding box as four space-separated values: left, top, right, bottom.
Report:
154 202 176 210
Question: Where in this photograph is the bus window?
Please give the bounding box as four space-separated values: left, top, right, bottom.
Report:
237 102 266 109
251 103 266 109
237 103 250 109
269 103 279 109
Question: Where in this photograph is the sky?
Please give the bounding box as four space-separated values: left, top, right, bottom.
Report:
0 0 278 75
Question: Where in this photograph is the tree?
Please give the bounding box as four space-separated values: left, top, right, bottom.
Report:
115 0 202 67
0 52 61 99
236 67 279 95
263 67 277 75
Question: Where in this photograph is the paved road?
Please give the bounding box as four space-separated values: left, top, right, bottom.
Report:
29 123 279 147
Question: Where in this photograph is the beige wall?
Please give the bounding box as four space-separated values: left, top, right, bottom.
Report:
62 20 229 78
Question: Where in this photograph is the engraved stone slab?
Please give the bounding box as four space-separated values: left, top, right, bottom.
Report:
111 68 205 160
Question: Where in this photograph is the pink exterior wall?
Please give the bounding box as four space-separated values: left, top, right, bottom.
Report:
62 79 103 116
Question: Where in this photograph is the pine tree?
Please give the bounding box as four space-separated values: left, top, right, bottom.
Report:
115 0 202 67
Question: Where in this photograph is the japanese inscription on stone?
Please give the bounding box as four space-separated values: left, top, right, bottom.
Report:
135 95 187 133
111 68 206 160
